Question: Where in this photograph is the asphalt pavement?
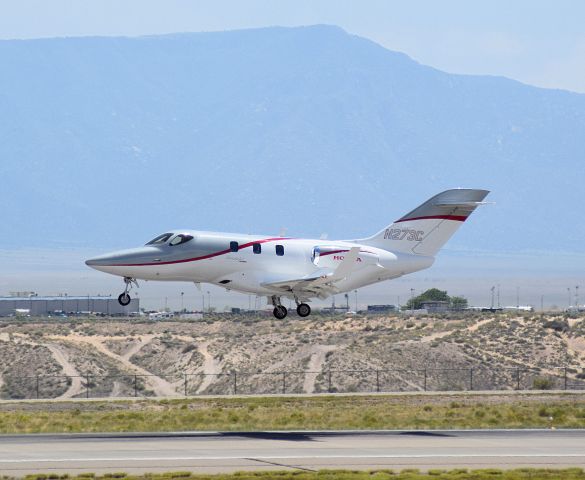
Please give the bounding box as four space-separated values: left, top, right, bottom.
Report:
1 429 584 475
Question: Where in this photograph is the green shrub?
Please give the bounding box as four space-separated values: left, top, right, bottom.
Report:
533 377 554 390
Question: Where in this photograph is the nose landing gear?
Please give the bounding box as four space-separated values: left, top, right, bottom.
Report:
118 292 131 306
118 277 138 306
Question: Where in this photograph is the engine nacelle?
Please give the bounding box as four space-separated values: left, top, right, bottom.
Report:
311 245 379 269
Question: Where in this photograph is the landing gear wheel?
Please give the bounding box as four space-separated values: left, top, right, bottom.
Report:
118 292 131 306
273 306 288 319
118 277 137 306
296 303 311 317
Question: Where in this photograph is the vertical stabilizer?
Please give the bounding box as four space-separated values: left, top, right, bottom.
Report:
359 189 489 256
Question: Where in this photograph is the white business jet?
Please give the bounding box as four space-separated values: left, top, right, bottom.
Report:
86 189 489 319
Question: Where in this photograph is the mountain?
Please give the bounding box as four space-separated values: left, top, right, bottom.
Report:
1 25 584 252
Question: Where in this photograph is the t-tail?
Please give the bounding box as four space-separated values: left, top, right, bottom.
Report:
359 189 490 257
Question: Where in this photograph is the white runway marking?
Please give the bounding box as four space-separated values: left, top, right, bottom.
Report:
1 453 585 463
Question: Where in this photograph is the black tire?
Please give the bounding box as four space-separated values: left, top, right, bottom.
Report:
296 303 311 317
273 306 288 319
118 293 131 306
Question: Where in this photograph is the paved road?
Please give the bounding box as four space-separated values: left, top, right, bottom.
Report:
1 430 584 475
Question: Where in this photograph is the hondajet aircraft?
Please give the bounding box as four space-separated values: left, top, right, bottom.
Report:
86 189 489 319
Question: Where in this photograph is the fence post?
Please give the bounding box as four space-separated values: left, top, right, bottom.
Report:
469 368 474 391
376 370 380 393
233 371 237 395
327 371 332 393
36 375 40 399
184 374 188 396
424 369 427 392
564 368 568 390
516 368 521 390
86 374 90 398
134 375 138 397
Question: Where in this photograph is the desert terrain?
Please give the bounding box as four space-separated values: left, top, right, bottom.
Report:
0 312 584 399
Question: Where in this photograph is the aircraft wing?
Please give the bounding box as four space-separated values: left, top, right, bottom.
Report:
261 247 360 299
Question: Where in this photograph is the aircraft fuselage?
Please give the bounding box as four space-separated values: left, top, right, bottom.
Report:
86 231 433 300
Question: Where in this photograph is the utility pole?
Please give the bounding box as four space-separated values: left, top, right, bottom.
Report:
181 292 184 312
490 286 495 310
497 284 501 308
568 287 572 309
201 293 205 313
576 286 580 309
344 293 349 312
354 290 358 312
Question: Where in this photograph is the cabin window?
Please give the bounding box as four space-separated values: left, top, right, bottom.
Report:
275 245 284 256
145 233 173 245
230 241 239 252
253 243 261 254
169 234 194 246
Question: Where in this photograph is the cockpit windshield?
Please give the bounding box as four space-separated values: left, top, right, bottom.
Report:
145 233 173 245
169 234 194 246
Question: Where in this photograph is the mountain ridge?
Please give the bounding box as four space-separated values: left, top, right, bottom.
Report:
0 25 583 252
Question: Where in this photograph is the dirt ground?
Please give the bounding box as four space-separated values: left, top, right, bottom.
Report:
0 312 584 399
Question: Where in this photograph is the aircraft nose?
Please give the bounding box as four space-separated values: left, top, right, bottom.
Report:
85 247 156 270
85 252 125 268
85 256 105 267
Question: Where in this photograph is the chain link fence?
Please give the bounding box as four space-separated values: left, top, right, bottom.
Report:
1 366 585 400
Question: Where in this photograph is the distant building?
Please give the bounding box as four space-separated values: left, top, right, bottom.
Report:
9 291 36 297
178 312 203 320
503 305 534 312
420 300 450 313
0 296 139 317
148 311 174 320
567 305 585 313
367 304 397 313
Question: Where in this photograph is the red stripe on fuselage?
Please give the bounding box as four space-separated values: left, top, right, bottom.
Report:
394 215 467 223
111 237 290 267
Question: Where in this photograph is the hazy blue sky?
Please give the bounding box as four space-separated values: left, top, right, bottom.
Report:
1 0 584 92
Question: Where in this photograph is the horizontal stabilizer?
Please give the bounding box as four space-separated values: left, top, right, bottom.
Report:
434 200 491 207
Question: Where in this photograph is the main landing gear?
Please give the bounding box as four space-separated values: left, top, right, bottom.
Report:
271 296 311 319
271 296 288 319
118 277 138 306
273 305 287 319
296 302 311 317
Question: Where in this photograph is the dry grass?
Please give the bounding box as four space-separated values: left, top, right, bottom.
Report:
0 394 585 433
11 468 585 480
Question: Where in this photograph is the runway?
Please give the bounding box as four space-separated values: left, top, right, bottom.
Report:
1 430 585 475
